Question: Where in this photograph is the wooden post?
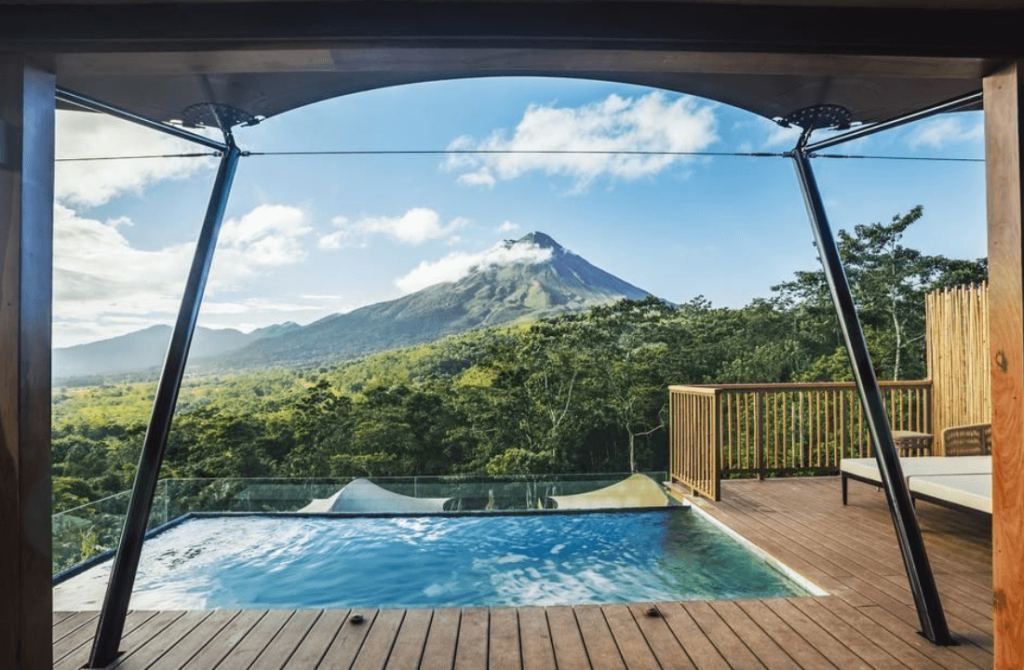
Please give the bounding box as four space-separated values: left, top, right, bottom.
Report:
755 392 765 480
0 57 54 670
985 61 1024 670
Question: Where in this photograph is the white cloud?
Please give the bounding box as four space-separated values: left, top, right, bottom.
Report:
907 117 984 149
53 203 311 346
497 221 520 233
56 110 216 207
762 122 803 148
214 204 312 280
318 227 351 251
319 208 468 248
395 240 553 294
194 295 373 335
457 172 497 188
444 92 717 189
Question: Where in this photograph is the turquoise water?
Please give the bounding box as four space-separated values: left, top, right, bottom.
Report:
103 511 807 608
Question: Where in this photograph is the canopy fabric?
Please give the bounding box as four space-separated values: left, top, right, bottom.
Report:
550 473 673 510
299 478 450 513
53 49 985 129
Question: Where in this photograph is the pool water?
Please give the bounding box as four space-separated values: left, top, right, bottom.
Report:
61 510 808 609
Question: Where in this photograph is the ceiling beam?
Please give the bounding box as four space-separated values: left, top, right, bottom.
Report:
1 2 1023 59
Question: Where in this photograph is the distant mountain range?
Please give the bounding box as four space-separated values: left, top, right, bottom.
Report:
52 322 302 380
53 232 652 381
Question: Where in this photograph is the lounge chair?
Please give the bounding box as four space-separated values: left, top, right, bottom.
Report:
840 455 992 505
908 474 992 514
942 423 992 456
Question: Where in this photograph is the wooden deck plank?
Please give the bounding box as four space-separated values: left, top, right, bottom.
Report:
352 609 406 670
419 609 460 670
283 609 349 670
519 606 556 670
878 572 994 628
700 479 992 657
147 610 239 670
787 597 917 670
386 608 433 670
108 611 212 670
682 600 768 670
488 608 521 670
51 611 77 628
656 602 732 670
248 609 321 670
573 605 626 670
546 606 591 670
52 611 99 643
760 599 874 670
52 612 100 650
178 610 267 670
768 487 990 594
819 597 986 670
600 604 659 670
214 610 294 670
454 608 489 670
55 611 184 670
855 603 992 670
707 601 801 670
317 609 379 670
625 603 697 670
53 611 156 667
835 574 993 660
736 599 842 670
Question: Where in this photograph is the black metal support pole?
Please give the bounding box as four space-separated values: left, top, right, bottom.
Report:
56 86 228 152
790 148 953 645
88 144 241 668
803 90 981 154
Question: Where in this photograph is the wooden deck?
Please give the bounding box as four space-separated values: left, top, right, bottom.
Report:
53 477 992 670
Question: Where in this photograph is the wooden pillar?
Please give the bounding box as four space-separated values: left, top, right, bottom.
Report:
985 61 1024 670
0 57 55 670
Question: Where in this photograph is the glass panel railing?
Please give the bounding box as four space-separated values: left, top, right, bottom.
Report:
159 472 668 514
52 480 171 576
53 472 669 575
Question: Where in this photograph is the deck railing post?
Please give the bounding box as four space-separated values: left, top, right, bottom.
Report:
712 390 722 501
755 392 765 480
790 147 953 645
88 143 242 668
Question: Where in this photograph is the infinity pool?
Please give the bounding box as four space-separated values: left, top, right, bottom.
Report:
55 510 809 609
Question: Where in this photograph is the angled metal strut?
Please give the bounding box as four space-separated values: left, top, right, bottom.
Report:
55 89 244 668
785 91 980 646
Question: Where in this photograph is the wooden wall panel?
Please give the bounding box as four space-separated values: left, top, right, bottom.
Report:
984 60 1024 670
0 57 54 670
926 283 991 453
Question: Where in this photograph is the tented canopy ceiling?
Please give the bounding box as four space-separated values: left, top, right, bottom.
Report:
53 48 989 129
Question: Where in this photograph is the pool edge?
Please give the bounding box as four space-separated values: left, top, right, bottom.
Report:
685 500 830 597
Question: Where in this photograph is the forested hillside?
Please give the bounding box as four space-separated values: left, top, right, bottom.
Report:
52 208 986 512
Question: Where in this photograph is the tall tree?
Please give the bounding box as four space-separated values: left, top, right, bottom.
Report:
773 206 986 380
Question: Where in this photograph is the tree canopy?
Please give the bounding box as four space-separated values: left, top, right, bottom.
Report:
52 206 985 512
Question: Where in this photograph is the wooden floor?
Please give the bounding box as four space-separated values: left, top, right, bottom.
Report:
53 477 993 670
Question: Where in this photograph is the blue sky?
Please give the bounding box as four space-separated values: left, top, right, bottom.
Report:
53 77 986 347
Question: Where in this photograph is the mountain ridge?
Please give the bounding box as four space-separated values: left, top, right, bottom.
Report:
54 232 653 379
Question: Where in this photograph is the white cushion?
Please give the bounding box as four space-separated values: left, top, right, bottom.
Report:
909 474 992 514
840 455 992 484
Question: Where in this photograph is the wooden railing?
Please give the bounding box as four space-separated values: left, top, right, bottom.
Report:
669 386 721 500
669 380 932 500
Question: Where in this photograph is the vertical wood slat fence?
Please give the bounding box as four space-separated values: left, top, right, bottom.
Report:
669 387 720 500
926 282 990 454
669 381 931 499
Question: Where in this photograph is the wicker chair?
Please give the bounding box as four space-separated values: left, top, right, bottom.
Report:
942 423 992 456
